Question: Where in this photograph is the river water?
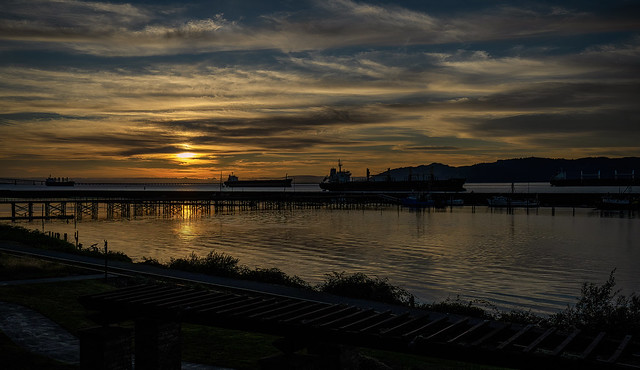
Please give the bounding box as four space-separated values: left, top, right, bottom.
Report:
1 182 638 315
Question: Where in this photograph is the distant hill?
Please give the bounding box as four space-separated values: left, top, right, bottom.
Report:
375 157 640 183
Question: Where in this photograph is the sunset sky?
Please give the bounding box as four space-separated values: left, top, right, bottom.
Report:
1 0 639 179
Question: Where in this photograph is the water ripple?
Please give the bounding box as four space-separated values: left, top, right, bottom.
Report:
5 206 638 315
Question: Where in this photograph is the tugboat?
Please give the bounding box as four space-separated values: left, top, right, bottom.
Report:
45 176 75 186
319 161 465 192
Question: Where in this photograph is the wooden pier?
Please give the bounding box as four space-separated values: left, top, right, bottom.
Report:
0 190 399 221
0 189 636 221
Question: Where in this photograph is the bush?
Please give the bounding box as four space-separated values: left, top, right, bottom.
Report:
80 248 132 262
317 272 416 306
139 256 164 267
241 267 311 290
423 296 494 319
548 269 640 335
168 251 240 277
497 309 542 325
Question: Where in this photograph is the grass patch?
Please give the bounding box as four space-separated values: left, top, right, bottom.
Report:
181 324 280 369
359 347 512 370
0 252 93 281
0 224 131 262
0 280 116 335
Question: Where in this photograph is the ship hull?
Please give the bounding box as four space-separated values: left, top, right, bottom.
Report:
45 180 75 186
550 178 640 186
45 182 75 186
224 179 293 188
319 178 465 192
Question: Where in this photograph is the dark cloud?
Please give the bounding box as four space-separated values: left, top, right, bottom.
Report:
0 112 102 125
402 146 460 151
525 133 639 149
198 135 344 150
467 111 640 136
147 108 390 136
117 145 187 156
456 82 640 110
37 132 182 158
34 110 366 156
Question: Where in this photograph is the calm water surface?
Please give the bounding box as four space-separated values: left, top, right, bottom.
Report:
3 203 638 315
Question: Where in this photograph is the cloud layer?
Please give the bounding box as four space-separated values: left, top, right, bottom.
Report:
1 0 639 178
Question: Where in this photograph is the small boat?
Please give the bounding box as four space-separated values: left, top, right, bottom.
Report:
45 176 75 186
401 194 435 208
597 196 638 210
223 174 292 188
445 198 464 206
487 196 538 207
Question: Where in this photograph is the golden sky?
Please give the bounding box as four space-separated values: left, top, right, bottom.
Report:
1 0 639 179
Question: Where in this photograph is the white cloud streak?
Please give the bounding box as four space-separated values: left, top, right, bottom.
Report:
1 0 637 56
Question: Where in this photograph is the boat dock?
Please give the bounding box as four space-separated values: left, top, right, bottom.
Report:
0 189 637 221
0 190 395 221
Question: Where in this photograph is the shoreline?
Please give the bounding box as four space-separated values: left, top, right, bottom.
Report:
2 246 638 370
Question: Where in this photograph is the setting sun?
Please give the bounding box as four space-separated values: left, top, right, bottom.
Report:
176 152 196 160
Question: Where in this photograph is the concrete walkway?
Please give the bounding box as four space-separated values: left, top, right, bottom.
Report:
0 300 80 364
0 276 231 369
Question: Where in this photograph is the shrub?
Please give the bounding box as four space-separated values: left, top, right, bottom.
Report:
548 269 640 335
317 272 415 306
168 251 240 277
497 309 542 325
241 267 311 290
168 252 204 272
423 296 494 319
80 248 132 262
138 256 164 267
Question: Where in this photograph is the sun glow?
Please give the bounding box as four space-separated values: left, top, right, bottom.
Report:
176 152 196 159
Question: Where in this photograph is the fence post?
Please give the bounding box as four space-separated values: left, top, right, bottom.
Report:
104 240 108 280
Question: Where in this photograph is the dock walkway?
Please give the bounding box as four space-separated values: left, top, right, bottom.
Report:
1 189 634 222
